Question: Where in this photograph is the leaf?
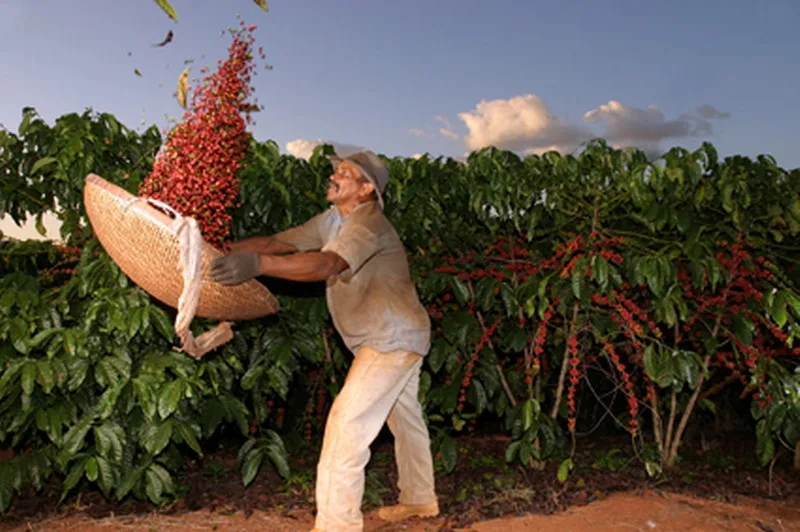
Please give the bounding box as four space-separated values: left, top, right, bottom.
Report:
253 0 269 11
522 398 534 431
241 446 264 487
85 457 99 482
142 420 173 456
439 434 457 473
21 361 36 395
643 345 672 388
756 420 775 466
645 461 661 478
134 68 143 77
145 467 164 503
60 458 86 501
557 458 573 482
94 423 125 462
30 156 57 174
36 359 55 394
451 277 470 305
177 68 190 109
176 421 202 456
9 317 29 354
467 379 487 414
732 315 754 346
95 456 115 498
154 0 178 21
149 307 173 340
58 416 93 467
500 284 517 316
157 380 183 419
504 441 521 463
116 465 145 500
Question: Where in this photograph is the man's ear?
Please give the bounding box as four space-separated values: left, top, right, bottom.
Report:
359 180 376 199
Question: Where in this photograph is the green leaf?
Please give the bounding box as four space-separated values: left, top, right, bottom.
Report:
157 380 183 419
95 456 115 498
756 420 775 466
241 446 264 487
94 422 125 462
439 434 457 473
85 457 99 482
21 361 36 395
30 156 57 174
645 461 661 478
142 420 173 456
771 291 788 328
154 0 178 21
594 255 610 291
116 465 145 500
467 380 488 414
643 345 672 388
451 277 470 305
58 416 93 467
0 463 14 512
571 268 582 300
253 0 269 12
60 458 87 501
500 284 517 316
36 359 55 394
522 398 534 431
557 458 573 482
732 315 754 346
149 307 174 341
10 317 29 354
176 421 202 456
504 441 521 463
28 328 62 349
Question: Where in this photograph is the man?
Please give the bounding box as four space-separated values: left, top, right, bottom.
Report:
210 150 439 532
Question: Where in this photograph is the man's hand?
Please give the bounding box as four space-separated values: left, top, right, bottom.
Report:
210 252 261 285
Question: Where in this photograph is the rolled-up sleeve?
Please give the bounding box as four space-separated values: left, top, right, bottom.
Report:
323 222 379 276
273 214 324 252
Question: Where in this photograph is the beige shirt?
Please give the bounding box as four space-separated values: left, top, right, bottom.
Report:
274 201 431 356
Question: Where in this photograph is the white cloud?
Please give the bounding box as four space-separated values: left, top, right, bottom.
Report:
695 104 731 120
409 128 427 137
415 95 731 159
439 128 460 141
285 139 368 160
583 100 730 157
456 94 592 154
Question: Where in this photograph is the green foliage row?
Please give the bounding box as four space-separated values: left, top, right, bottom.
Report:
2 108 800 511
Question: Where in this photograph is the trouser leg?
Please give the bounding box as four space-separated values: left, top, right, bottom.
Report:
386 361 437 505
314 347 424 531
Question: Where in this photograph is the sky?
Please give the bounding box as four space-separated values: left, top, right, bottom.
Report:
2 0 799 240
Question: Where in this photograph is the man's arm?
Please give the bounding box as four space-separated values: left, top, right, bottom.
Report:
210 250 348 285
258 251 348 282
226 235 299 255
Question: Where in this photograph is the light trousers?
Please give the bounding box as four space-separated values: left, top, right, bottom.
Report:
314 346 437 531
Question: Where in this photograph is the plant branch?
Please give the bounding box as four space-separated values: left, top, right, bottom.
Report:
550 301 580 419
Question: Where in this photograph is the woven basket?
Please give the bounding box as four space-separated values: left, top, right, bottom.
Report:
83 174 279 321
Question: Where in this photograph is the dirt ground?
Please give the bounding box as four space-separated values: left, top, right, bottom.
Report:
3 490 799 531
2 433 800 532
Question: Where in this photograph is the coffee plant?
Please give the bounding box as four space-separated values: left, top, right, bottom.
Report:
2 78 800 513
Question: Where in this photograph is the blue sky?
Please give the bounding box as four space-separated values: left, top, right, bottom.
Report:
1 1 799 238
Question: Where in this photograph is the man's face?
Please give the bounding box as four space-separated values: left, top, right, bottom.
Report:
327 161 373 205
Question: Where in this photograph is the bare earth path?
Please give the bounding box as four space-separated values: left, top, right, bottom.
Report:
4 490 799 532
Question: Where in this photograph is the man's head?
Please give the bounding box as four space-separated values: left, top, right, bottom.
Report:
326 151 389 210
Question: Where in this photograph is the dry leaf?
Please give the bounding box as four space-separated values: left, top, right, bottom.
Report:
177 68 190 108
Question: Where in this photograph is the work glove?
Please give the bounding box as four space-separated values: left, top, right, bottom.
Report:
210 252 261 285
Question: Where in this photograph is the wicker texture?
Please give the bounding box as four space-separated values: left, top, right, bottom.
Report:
83 174 279 320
